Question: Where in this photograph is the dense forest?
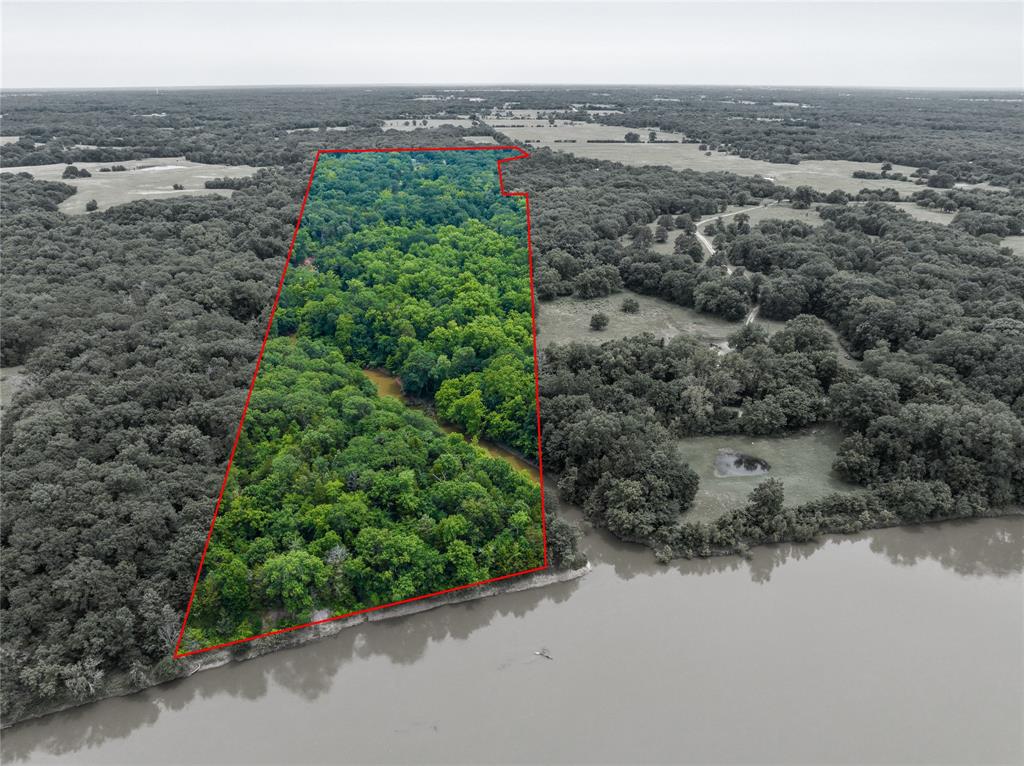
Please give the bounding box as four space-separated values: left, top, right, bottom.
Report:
2 86 1021 725
183 151 547 649
2 169 298 721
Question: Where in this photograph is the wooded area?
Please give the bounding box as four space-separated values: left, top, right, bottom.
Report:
1 86 1021 724
183 151 546 650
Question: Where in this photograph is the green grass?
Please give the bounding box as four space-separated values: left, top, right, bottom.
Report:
887 202 956 225
1001 235 1024 257
382 118 475 131
537 288 864 370
537 288 746 349
675 425 864 523
2 157 258 214
493 120 926 195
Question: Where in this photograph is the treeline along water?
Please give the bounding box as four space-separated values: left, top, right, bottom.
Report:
4 515 1020 764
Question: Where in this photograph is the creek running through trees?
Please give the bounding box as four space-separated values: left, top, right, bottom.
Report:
362 368 541 482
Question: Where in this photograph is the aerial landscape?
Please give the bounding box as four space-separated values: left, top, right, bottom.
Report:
0 1 1021 764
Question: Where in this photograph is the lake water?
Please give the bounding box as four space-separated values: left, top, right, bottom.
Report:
3 514 1021 765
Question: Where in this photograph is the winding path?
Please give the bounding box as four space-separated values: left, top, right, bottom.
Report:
694 201 777 272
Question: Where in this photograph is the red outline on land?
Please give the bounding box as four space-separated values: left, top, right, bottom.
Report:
173 146 546 659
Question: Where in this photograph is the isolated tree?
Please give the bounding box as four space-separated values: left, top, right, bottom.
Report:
590 312 609 331
791 185 815 209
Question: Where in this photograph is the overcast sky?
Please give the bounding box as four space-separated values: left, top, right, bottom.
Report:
2 1 1021 90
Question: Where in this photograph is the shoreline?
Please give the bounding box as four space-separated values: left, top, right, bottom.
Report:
2 564 590 730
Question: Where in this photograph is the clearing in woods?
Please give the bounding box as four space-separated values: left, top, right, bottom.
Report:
2 157 258 214
675 425 864 523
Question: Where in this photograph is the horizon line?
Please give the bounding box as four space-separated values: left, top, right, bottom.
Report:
1 82 1021 94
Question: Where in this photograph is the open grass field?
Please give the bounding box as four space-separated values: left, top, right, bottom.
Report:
382 117 475 130
492 121 926 195
537 288 749 349
2 157 258 214
676 424 863 523
0 365 27 412
706 202 826 229
887 201 956 225
538 286 861 369
1001 235 1024 257
284 125 350 134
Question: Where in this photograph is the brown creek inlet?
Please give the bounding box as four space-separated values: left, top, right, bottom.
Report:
3 514 1021 765
361 368 540 482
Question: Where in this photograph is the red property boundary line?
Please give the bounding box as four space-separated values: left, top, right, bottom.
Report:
173 146 547 659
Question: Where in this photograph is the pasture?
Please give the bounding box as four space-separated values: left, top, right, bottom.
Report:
888 201 956 225
704 202 825 229
1001 235 1024 257
382 117 475 130
493 121 926 195
537 285 860 369
2 157 258 214
675 425 862 523
537 288 747 350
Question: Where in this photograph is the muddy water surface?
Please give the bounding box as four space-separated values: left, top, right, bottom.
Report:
3 514 1021 765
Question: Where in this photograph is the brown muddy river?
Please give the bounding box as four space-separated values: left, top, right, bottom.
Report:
3 514 1021 765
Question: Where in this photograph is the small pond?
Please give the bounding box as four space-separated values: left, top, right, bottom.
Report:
713 448 771 477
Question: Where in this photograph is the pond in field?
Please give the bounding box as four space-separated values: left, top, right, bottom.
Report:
4 513 1020 765
714 448 770 477
677 425 862 523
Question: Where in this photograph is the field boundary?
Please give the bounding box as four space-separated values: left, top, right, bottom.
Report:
173 145 546 659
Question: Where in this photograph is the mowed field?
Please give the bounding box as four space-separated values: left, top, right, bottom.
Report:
2 157 258 214
537 288 755 350
537 284 860 367
382 118 475 131
1000 235 1024 257
703 203 825 229
492 121 926 195
676 425 863 523
887 201 956 225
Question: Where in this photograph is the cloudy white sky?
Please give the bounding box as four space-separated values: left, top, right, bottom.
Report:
2 1 1021 90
